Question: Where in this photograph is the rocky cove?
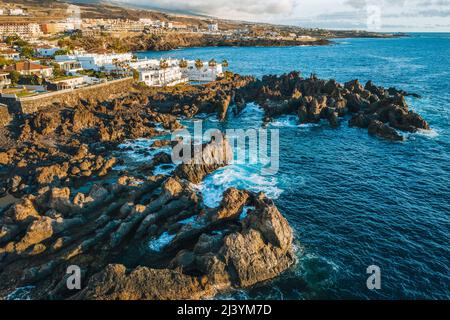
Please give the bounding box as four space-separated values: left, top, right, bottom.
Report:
0 71 430 300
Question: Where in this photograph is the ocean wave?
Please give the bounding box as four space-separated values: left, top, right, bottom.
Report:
197 165 283 208
412 128 440 139
269 115 299 128
117 138 172 165
5 286 35 300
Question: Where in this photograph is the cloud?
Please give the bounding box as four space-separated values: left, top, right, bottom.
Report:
118 0 298 20
112 0 450 31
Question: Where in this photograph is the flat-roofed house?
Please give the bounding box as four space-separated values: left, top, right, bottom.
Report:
55 52 133 72
47 76 86 90
56 60 83 75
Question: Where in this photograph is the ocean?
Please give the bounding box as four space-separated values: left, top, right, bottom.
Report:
135 33 450 299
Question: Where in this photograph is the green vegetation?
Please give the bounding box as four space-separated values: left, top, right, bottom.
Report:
51 75 80 82
78 69 109 79
3 36 35 59
51 62 67 78
9 71 20 86
195 59 204 69
20 47 35 59
16 90 36 98
53 49 70 56
18 74 43 86
0 57 14 68
132 69 139 81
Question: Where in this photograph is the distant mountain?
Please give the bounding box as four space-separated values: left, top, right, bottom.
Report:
60 0 210 18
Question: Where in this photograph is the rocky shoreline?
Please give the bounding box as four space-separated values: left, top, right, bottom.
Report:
0 72 429 300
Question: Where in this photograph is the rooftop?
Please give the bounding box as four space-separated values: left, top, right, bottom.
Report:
4 61 52 72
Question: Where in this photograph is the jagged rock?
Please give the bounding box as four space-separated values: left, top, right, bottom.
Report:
212 188 250 220
6 197 40 223
368 120 404 141
36 163 70 185
14 217 54 253
74 264 217 300
174 138 233 183
0 152 10 165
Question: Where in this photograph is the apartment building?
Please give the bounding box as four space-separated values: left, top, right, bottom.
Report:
55 53 133 72
137 59 187 87
0 23 42 38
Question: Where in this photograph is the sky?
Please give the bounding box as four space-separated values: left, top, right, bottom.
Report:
114 0 450 32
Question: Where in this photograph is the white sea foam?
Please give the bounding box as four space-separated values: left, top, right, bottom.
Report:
269 115 299 128
5 286 35 300
298 123 320 128
198 166 283 208
117 137 172 166
414 128 440 139
148 232 175 252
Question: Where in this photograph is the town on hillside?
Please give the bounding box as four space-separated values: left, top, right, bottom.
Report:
0 1 399 104
0 4 238 101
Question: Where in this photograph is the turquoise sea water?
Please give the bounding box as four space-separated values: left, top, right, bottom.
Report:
136 33 450 299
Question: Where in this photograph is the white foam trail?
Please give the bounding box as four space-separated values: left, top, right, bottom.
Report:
414 128 439 138
148 232 175 252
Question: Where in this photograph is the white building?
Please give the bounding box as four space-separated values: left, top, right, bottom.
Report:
36 46 61 57
9 8 25 16
139 18 154 25
55 53 133 72
49 76 86 90
182 60 223 82
55 60 83 75
136 59 187 87
135 58 224 86
208 23 219 32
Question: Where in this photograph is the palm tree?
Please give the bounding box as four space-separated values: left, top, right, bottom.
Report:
208 59 217 67
160 59 169 85
222 59 229 68
179 59 188 69
195 59 203 70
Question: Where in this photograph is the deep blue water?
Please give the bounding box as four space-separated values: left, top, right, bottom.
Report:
136 33 450 299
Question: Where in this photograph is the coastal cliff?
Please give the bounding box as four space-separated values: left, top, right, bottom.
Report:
0 72 429 300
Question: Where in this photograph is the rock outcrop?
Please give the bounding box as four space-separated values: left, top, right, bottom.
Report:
234 72 429 141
